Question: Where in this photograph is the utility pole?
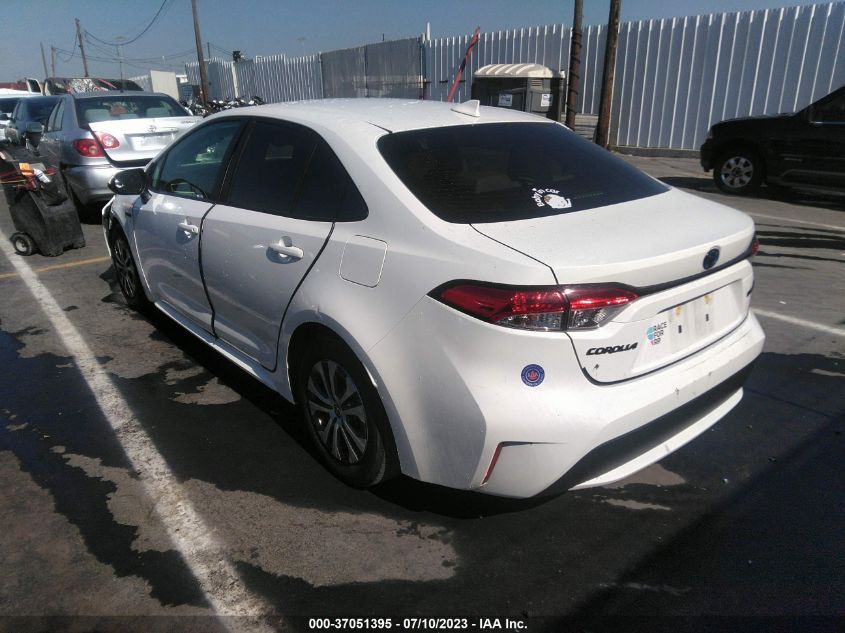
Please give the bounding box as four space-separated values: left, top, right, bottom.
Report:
207 42 211 60
191 0 210 104
51 46 56 77
75 18 90 77
595 0 621 148
39 42 49 79
565 0 583 128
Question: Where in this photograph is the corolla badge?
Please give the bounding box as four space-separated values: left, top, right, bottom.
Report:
703 247 720 270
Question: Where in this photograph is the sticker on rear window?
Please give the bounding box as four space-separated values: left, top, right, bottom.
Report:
532 188 572 209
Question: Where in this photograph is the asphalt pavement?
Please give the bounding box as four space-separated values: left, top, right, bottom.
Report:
0 156 843 633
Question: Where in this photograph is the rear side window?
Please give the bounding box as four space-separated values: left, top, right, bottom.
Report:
377 122 668 223
295 142 368 222
226 120 316 216
150 120 241 200
47 100 65 132
75 95 184 124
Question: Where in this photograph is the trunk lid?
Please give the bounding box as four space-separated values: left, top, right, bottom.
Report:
472 188 756 383
88 116 201 163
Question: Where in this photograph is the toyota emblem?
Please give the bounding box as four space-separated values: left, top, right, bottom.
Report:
703 247 721 270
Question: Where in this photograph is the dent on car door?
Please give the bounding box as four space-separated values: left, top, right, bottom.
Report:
132 119 242 331
201 120 366 370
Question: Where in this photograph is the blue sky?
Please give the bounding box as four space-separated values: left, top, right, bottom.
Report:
1 0 826 80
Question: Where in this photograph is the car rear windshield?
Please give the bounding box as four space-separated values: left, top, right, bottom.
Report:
75 95 185 125
377 122 668 223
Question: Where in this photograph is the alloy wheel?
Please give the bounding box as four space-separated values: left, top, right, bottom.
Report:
112 237 138 299
720 156 754 189
305 360 369 465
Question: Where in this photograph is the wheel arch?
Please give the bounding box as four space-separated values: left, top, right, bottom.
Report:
284 319 411 478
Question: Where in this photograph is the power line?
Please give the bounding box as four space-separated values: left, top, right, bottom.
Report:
84 0 172 47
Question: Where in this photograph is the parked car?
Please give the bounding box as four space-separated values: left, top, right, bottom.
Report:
38 92 200 209
4 95 59 145
103 99 764 498
0 92 39 130
42 77 144 95
701 83 845 195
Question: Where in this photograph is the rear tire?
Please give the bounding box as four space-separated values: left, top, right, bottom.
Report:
295 336 398 488
11 232 36 256
713 148 764 195
109 230 150 310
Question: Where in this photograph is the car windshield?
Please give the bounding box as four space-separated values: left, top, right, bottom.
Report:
377 122 668 223
76 95 184 124
0 98 21 115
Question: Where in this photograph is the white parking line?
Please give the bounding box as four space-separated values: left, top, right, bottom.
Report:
753 308 845 338
0 233 275 630
749 212 845 233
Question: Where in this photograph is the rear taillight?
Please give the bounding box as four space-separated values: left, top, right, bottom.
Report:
73 138 104 157
93 131 119 149
750 235 760 257
565 287 639 330
433 282 638 331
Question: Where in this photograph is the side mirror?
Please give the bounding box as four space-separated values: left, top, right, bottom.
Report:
0 113 8 121
108 168 146 195
26 122 44 147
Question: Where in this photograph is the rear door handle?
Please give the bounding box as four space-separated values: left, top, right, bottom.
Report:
269 240 304 259
177 220 199 235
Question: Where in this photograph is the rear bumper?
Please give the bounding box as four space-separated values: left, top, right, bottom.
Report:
64 163 118 204
366 296 765 498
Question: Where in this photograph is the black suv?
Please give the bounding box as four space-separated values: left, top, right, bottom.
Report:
700 84 844 196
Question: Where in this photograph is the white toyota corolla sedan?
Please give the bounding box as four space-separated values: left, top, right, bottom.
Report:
103 98 764 498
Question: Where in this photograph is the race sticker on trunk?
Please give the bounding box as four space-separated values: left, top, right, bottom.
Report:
532 188 572 209
647 320 667 345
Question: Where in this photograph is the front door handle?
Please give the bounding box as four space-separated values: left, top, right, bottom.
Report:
177 220 199 235
269 240 304 259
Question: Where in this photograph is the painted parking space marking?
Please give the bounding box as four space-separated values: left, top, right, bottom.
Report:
749 212 845 233
0 229 274 631
0 255 111 281
753 308 845 339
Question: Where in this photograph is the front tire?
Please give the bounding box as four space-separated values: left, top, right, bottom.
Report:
295 337 398 488
713 149 764 195
109 230 150 310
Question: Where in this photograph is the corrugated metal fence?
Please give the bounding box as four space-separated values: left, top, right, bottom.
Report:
184 1 844 150
610 2 845 150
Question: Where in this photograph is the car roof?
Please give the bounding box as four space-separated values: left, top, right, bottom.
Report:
214 98 554 136
70 91 173 100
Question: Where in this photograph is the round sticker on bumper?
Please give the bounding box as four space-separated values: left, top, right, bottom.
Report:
521 364 545 387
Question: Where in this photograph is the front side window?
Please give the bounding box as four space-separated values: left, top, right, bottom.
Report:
150 120 241 200
811 91 845 124
377 122 668 223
